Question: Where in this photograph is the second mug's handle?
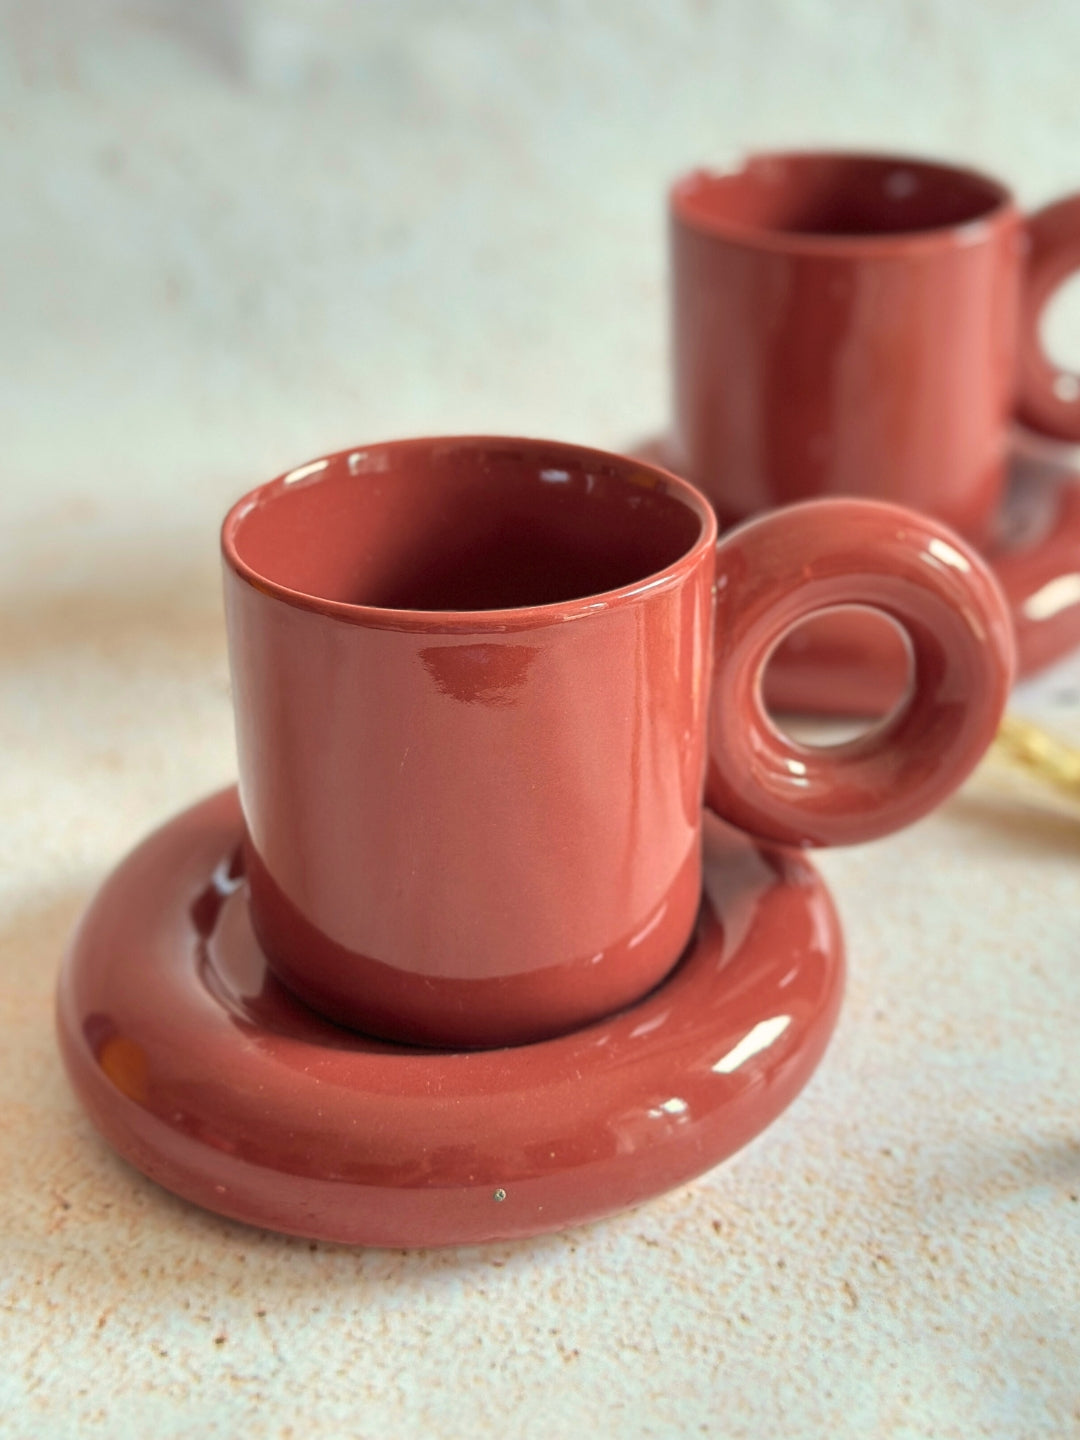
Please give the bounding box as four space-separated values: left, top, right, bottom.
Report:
705 499 1015 848
1016 193 1080 441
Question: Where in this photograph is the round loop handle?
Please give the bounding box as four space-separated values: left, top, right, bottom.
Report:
705 499 1015 848
1016 193 1080 442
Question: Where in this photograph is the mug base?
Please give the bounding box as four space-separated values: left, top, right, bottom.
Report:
634 425 1080 715
56 787 844 1248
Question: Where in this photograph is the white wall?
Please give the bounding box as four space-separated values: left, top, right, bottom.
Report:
4 1 1080 595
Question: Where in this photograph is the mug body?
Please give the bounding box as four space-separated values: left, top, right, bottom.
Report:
222 438 717 1048
671 152 1024 544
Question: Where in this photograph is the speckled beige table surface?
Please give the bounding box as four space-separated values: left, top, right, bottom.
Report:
3 6 1080 1437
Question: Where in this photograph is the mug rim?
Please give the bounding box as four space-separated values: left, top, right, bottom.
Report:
221 435 719 632
670 149 1017 255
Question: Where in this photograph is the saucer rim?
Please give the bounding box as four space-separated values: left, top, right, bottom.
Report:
57 787 845 1247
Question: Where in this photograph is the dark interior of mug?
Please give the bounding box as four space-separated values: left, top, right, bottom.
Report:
675 153 1009 238
225 439 708 613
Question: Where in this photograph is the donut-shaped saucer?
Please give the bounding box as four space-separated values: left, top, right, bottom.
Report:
57 788 844 1247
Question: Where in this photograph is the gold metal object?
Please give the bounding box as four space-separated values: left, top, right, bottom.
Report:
989 713 1080 809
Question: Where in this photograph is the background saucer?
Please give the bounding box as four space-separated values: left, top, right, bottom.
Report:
635 426 1080 716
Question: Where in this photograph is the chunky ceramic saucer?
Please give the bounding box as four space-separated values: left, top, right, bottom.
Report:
57 788 844 1248
635 427 1080 716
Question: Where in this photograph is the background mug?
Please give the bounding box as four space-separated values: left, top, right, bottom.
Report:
222 437 1013 1049
671 151 1080 546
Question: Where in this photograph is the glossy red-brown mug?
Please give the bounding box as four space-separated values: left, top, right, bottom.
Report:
222 437 1013 1049
671 151 1080 547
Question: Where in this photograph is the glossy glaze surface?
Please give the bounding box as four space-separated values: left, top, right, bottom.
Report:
1016 195 1080 442
223 439 1011 1041
223 438 716 1047
671 152 1080 544
707 499 1014 843
55 789 845 1248
765 444 1080 716
637 431 1080 716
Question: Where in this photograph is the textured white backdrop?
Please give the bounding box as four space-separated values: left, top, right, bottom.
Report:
5 0 1080 592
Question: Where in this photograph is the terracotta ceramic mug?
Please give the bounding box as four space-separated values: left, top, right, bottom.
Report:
222 437 1013 1049
671 151 1080 546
